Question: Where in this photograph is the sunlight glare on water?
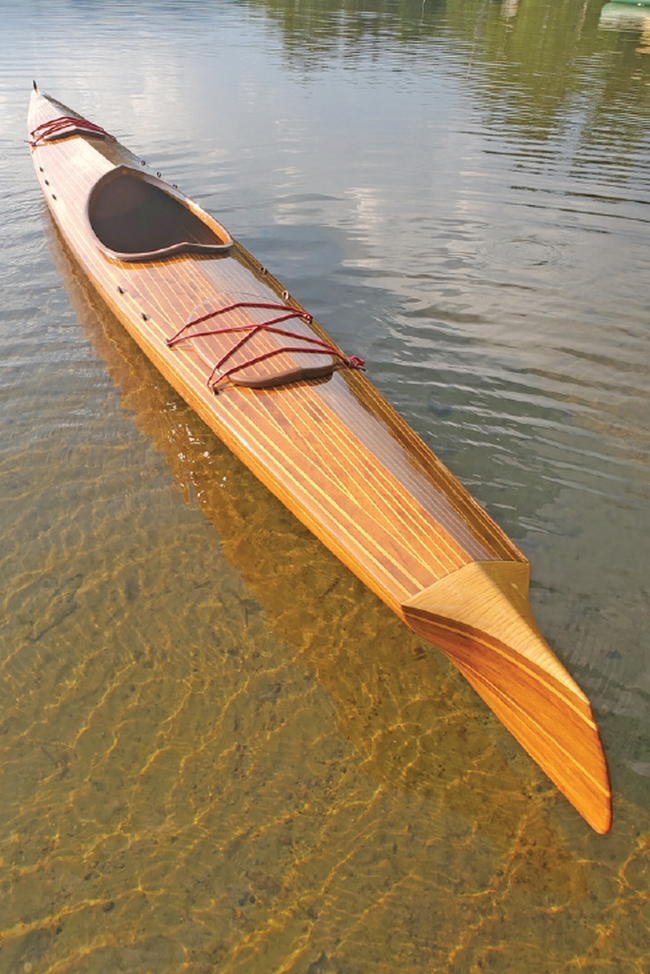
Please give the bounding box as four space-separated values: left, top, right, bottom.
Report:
0 1 649 971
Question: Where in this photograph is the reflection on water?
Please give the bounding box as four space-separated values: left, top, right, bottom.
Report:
1 0 650 971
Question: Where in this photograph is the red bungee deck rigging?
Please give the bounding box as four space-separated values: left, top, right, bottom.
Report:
167 301 365 390
30 113 116 146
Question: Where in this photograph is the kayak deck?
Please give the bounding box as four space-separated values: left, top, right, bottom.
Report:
28 87 612 833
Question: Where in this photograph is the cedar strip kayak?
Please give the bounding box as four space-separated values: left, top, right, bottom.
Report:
28 85 612 833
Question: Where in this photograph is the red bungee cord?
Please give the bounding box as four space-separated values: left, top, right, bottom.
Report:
167 301 364 389
29 115 116 146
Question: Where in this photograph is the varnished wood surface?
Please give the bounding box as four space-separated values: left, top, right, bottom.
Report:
28 88 612 832
403 563 611 833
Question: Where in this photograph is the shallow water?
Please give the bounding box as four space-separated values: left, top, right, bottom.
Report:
1 0 649 971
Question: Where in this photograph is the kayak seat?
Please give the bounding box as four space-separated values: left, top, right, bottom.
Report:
87 166 232 262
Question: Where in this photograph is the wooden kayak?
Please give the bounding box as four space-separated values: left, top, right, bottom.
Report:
28 84 612 833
